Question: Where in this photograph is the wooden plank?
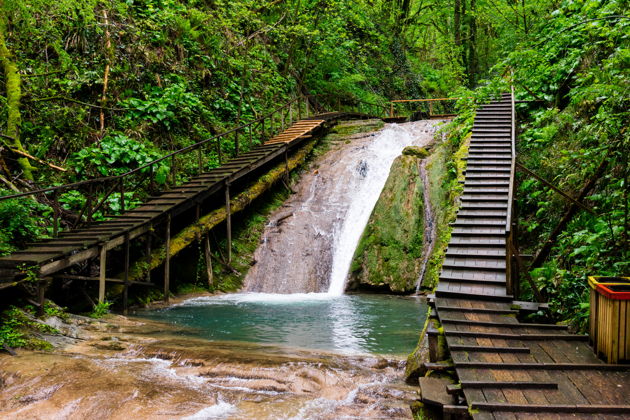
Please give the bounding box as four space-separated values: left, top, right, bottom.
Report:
471 403 630 414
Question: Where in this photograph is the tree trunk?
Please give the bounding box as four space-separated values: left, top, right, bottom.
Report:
454 0 461 46
467 0 477 86
0 18 35 180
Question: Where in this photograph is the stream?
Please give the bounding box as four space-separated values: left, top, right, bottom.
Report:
0 120 442 419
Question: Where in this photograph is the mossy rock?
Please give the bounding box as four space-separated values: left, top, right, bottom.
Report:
348 154 424 292
402 146 428 158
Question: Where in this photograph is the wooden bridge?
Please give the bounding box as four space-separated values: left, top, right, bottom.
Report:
0 94 384 311
423 91 630 418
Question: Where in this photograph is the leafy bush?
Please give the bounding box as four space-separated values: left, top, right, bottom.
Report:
89 301 112 318
70 134 169 182
0 192 48 255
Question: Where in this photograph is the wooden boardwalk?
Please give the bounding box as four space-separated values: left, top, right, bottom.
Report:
0 112 358 294
432 93 630 418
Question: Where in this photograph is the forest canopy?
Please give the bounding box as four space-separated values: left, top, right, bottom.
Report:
0 0 627 327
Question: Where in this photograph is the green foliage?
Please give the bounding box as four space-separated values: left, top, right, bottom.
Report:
479 0 629 330
89 301 112 318
0 192 48 255
70 134 168 180
43 301 70 321
0 305 59 350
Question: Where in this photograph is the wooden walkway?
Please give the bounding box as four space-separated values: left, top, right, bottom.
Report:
431 93 630 418
0 112 358 292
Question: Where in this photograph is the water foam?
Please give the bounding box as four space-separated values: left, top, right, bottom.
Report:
182 400 237 419
327 122 436 295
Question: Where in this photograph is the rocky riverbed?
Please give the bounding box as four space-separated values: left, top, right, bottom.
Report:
0 311 418 419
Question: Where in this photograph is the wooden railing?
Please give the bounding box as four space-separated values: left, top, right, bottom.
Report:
506 80 518 298
389 97 460 119
0 93 386 235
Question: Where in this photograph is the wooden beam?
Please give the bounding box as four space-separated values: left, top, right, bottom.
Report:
461 381 557 389
164 214 171 302
225 183 232 264
54 274 154 287
471 403 630 414
99 246 106 302
456 362 630 371
123 233 130 315
516 162 595 215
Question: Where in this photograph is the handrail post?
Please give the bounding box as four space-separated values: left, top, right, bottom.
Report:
98 245 107 303
52 190 59 237
119 179 125 213
164 213 171 303
225 182 232 264
197 146 203 174
305 96 309 117
170 155 176 185
216 135 223 165
235 130 240 156
122 233 130 315
505 75 517 297
389 103 394 118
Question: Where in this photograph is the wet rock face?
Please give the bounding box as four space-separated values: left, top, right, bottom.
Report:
244 119 441 294
402 145 429 158
243 120 386 294
347 154 425 293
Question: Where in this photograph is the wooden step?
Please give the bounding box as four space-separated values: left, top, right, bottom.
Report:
446 248 506 257
451 227 506 236
442 259 506 271
448 236 506 247
436 284 513 301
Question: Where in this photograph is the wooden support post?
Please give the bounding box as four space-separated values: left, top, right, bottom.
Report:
261 118 265 140
225 183 232 264
305 97 309 117
429 101 434 117
204 235 213 289
298 99 302 120
85 187 94 224
289 103 293 125
164 214 171 302
119 180 125 213
216 136 223 165
248 125 253 149
234 130 240 156
145 227 152 284
52 191 59 237
197 146 203 174
99 246 107 302
171 156 176 185
37 279 46 317
390 103 394 118
123 233 130 315
284 147 290 184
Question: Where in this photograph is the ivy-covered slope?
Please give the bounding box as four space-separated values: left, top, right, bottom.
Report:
453 0 628 330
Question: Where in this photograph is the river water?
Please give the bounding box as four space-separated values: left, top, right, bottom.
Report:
137 293 425 356
0 121 438 419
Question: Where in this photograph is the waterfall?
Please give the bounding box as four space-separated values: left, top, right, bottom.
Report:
327 123 434 295
243 120 440 295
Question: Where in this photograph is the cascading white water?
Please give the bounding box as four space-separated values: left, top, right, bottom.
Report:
327 122 437 295
243 120 440 295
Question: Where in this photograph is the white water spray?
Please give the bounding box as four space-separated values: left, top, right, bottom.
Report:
327 122 437 295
